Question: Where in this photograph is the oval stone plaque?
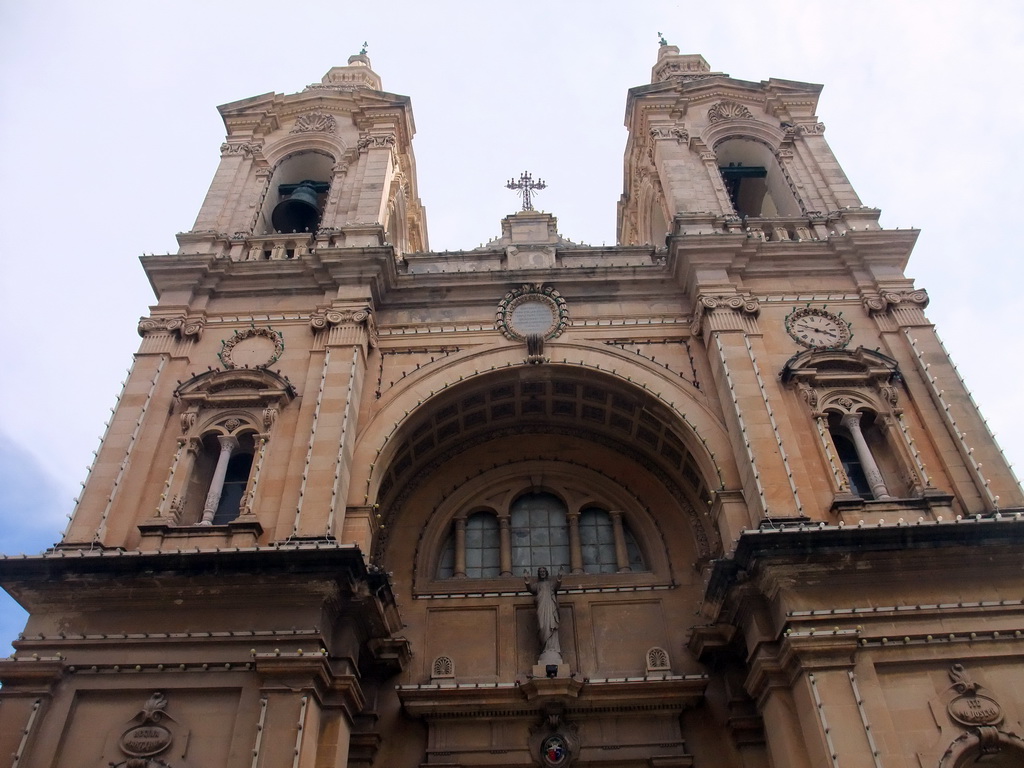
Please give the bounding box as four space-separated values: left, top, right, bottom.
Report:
948 693 1003 726
120 724 172 757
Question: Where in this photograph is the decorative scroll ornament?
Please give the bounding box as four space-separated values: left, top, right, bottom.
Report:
138 315 204 341
291 111 337 134
947 664 1003 727
219 141 263 157
796 122 827 135
496 284 569 342
218 327 285 370
691 294 760 335
357 134 397 150
863 289 930 314
649 126 689 143
707 101 753 123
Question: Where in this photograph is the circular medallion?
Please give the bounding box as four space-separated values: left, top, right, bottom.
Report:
541 734 569 767
219 327 285 369
496 284 568 341
785 307 851 349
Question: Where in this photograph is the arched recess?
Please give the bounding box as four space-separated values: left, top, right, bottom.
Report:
636 176 669 246
253 147 338 235
699 116 798 219
783 347 927 502
164 369 295 526
939 729 1024 768
363 363 727 577
415 460 668 592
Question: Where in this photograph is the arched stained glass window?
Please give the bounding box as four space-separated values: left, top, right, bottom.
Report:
579 508 646 573
511 493 570 573
437 535 456 579
464 512 500 578
579 508 616 573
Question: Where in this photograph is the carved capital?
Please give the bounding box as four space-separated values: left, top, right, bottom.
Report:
691 294 760 335
863 289 929 314
310 307 378 346
138 315 204 341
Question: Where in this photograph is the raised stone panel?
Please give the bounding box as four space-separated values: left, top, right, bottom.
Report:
425 607 498 680
590 600 667 676
54 687 242 768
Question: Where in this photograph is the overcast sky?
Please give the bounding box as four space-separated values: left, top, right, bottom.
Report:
2 1 1022 650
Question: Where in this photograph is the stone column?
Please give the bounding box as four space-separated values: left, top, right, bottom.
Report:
498 514 512 576
566 511 584 574
609 511 631 573
453 518 467 578
840 413 891 500
199 436 239 525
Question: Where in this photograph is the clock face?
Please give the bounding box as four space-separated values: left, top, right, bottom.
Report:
785 307 851 349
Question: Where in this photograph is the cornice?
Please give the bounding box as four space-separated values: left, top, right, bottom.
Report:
397 674 707 718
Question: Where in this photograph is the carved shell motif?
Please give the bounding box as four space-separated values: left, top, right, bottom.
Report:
707 101 753 123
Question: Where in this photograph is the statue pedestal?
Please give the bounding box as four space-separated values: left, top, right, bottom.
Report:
532 663 571 679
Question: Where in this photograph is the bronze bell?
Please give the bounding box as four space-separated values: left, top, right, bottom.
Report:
271 180 327 233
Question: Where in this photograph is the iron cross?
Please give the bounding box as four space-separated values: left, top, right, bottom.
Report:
506 171 547 211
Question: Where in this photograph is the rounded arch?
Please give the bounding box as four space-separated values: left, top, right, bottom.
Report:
352 343 736 508
411 459 670 592
709 135 801 218
262 136 344 169
254 147 338 234
702 119 785 154
357 358 731 575
193 410 262 438
939 729 1024 768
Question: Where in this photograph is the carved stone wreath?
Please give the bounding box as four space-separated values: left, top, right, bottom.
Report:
496 284 569 342
218 327 285 370
291 111 337 134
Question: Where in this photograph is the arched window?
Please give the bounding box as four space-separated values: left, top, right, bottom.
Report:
212 449 255 524
464 512 500 578
434 487 650 580
511 493 570 573
186 431 258 525
827 410 904 501
828 430 872 499
255 151 334 235
715 138 800 218
579 508 647 573
579 508 616 573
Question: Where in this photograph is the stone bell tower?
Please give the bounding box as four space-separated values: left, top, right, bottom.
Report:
0 54 422 768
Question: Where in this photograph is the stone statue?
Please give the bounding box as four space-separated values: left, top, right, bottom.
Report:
525 567 563 665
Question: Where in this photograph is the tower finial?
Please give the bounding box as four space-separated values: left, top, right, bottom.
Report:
360 40 369 55
657 31 668 46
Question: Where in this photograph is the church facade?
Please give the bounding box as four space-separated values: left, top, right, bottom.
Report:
2 46 1023 768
